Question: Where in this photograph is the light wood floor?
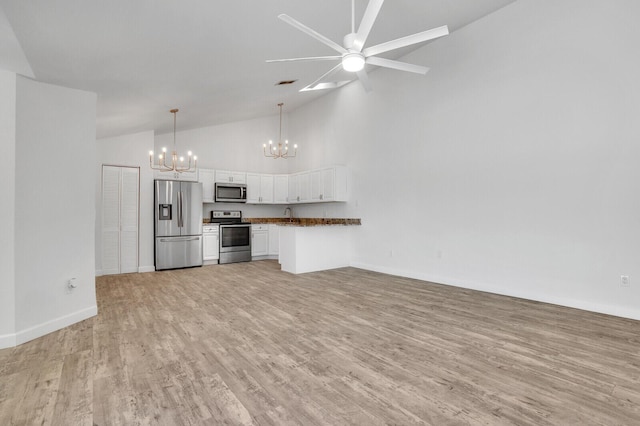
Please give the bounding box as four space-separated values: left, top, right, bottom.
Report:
1 260 640 425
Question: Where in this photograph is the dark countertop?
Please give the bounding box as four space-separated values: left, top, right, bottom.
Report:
204 218 361 227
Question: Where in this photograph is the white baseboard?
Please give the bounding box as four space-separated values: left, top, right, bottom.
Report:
350 261 640 322
252 255 279 261
0 305 98 349
0 332 16 349
98 266 155 275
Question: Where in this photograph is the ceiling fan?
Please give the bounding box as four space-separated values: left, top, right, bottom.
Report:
266 0 449 92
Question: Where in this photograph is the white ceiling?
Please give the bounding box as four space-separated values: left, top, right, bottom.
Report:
0 0 516 139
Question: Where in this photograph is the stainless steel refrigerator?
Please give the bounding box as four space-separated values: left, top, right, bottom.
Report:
154 180 203 270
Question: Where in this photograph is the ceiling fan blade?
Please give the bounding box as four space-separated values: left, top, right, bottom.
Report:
278 14 347 55
366 56 429 74
300 81 351 92
363 25 449 57
266 56 341 63
356 69 372 92
300 63 345 91
353 0 384 51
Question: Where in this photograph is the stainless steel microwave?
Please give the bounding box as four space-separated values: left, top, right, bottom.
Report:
215 182 247 203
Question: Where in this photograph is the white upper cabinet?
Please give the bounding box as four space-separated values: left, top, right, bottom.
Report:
197 166 347 205
215 170 246 184
260 175 274 203
154 169 198 182
319 166 347 202
310 169 323 202
288 174 300 203
273 175 289 204
198 168 215 203
298 172 311 203
246 173 274 204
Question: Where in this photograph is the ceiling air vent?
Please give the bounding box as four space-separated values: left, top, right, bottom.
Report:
275 80 297 86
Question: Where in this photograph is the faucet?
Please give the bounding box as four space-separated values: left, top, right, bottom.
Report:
284 207 293 222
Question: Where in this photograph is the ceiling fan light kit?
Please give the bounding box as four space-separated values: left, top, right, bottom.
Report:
149 109 197 173
342 52 365 72
267 0 449 92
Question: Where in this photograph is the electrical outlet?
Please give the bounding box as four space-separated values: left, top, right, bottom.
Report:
621 275 630 287
67 277 78 292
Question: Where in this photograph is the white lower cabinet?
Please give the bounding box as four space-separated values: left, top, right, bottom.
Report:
268 225 279 255
203 225 219 262
251 224 269 257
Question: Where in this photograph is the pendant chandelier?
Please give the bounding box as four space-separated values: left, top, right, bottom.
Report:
263 103 297 159
149 109 197 173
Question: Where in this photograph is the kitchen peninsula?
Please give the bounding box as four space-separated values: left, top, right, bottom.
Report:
246 217 361 274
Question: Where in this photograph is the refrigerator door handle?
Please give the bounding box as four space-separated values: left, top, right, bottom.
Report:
178 191 183 227
159 237 200 242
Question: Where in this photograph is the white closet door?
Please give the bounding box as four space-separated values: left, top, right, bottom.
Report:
119 168 139 273
102 166 121 275
101 165 139 275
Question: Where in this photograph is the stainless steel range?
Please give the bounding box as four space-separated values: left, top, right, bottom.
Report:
210 210 251 264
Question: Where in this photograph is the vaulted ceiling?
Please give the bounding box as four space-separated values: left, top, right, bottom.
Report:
0 0 516 138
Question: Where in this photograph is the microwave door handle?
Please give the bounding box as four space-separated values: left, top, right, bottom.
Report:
242 186 247 199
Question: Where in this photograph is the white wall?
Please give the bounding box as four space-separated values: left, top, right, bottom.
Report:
154 113 292 174
96 131 155 273
287 0 640 320
13 76 97 344
0 69 16 346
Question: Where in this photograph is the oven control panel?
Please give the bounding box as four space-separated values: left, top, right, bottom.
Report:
211 210 242 220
